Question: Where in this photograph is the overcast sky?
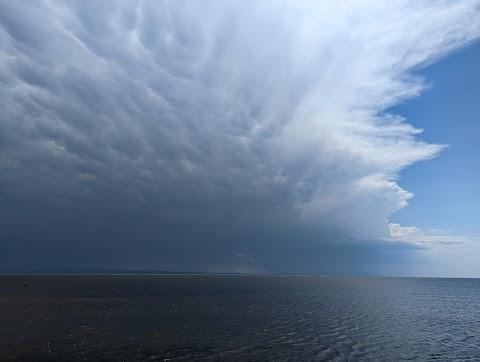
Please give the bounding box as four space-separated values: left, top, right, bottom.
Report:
1 0 479 276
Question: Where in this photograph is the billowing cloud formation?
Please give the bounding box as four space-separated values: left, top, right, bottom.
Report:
1 1 479 273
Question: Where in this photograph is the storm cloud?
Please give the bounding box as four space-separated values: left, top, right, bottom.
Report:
1 1 479 273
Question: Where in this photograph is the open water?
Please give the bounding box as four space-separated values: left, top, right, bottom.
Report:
1 275 479 361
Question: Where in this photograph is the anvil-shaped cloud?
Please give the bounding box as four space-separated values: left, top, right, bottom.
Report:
1 1 479 273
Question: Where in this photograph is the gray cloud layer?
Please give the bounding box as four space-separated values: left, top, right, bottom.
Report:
1 1 479 273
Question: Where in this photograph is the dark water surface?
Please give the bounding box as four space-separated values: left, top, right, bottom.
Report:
1 275 479 361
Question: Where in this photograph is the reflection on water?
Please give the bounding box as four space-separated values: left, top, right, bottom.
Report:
1 275 479 360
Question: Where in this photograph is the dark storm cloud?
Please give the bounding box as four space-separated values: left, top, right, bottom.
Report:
1 1 479 273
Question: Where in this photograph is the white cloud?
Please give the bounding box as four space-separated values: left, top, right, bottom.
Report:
387 223 480 247
1 0 480 256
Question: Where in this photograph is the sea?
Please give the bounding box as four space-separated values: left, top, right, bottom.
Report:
1 275 479 361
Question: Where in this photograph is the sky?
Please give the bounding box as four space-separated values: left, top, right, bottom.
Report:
1 0 479 276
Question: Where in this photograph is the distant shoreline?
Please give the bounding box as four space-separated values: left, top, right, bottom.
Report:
0 272 478 279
